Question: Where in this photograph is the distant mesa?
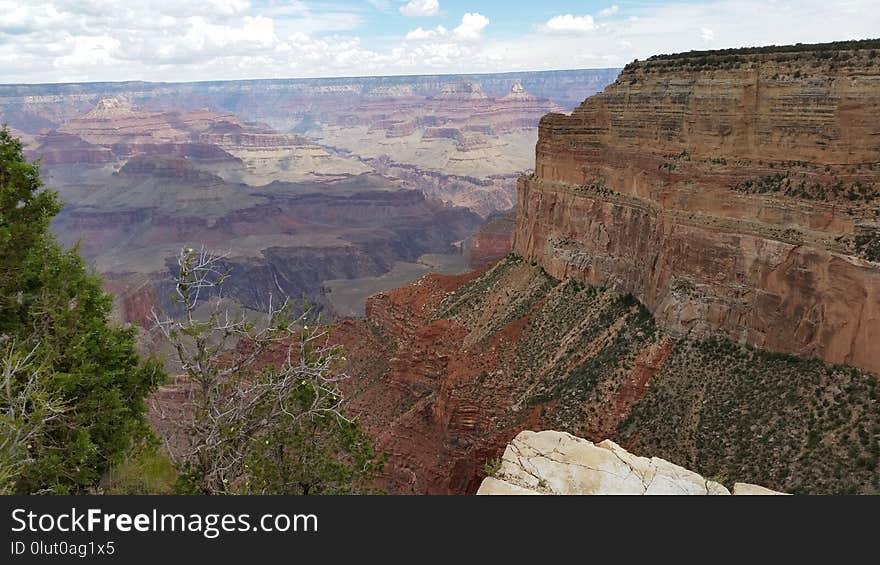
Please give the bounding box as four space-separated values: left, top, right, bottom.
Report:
117 154 211 180
83 96 135 119
30 131 115 165
502 80 535 101
201 120 246 135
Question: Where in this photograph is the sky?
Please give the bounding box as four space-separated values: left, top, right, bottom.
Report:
1 0 878 84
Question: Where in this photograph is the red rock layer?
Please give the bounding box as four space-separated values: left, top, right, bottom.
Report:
468 211 515 268
320 262 667 494
515 46 880 373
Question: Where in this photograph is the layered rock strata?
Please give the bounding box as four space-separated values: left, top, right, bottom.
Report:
514 42 880 373
259 256 878 495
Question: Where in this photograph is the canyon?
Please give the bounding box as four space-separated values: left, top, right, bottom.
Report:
1 69 616 215
313 254 877 495
10 41 879 496
0 70 616 325
266 41 879 496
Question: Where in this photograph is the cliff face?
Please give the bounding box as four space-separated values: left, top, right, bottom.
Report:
310 256 878 495
514 44 880 373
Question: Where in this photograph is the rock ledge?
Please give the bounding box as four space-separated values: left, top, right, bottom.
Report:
477 431 786 495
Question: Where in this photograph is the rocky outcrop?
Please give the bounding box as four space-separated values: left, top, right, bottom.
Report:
731 483 787 496
302 256 878 495
434 81 489 100
29 131 115 165
514 40 880 373
477 431 784 495
503 80 534 102
59 98 212 145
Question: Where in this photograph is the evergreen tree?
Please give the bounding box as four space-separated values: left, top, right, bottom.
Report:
0 126 165 493
246 377 386 495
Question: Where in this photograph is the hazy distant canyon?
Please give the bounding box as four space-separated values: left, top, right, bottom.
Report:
0 69 618 325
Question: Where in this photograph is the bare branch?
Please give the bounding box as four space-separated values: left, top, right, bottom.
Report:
0 338 66 494
152 247 351 494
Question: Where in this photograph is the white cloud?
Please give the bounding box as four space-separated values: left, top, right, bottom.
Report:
598 5 619 18
0 0 879 83
52 34 120 68
453 12 489 40
544 14 596 33
405 25 447 41
399 0 439 17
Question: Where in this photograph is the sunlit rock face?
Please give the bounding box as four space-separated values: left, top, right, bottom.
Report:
477 431 785 495
515 43 880 373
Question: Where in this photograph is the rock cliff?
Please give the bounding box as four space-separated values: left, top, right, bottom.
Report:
274 256 878 495
514 40 880 373
477 431 784 495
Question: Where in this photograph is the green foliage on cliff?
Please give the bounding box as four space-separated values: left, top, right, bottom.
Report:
733 171 878 203
644 38 880 62
246 383 386 495
0 126 166 494
442 255 880 495
617 339 880 495
854 231 880 262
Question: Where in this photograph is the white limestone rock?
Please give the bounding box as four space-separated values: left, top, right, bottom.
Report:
477 431 783 496
732 483 789 495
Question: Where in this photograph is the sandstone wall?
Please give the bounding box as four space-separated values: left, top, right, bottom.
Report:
515 45 880 373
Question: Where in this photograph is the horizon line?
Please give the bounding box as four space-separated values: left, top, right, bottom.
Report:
0 67 623 89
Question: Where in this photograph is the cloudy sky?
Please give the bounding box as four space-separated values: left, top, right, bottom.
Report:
1 0 878 84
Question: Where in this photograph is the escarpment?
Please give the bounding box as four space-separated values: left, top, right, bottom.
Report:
514 40 880 373
315 257 878 495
